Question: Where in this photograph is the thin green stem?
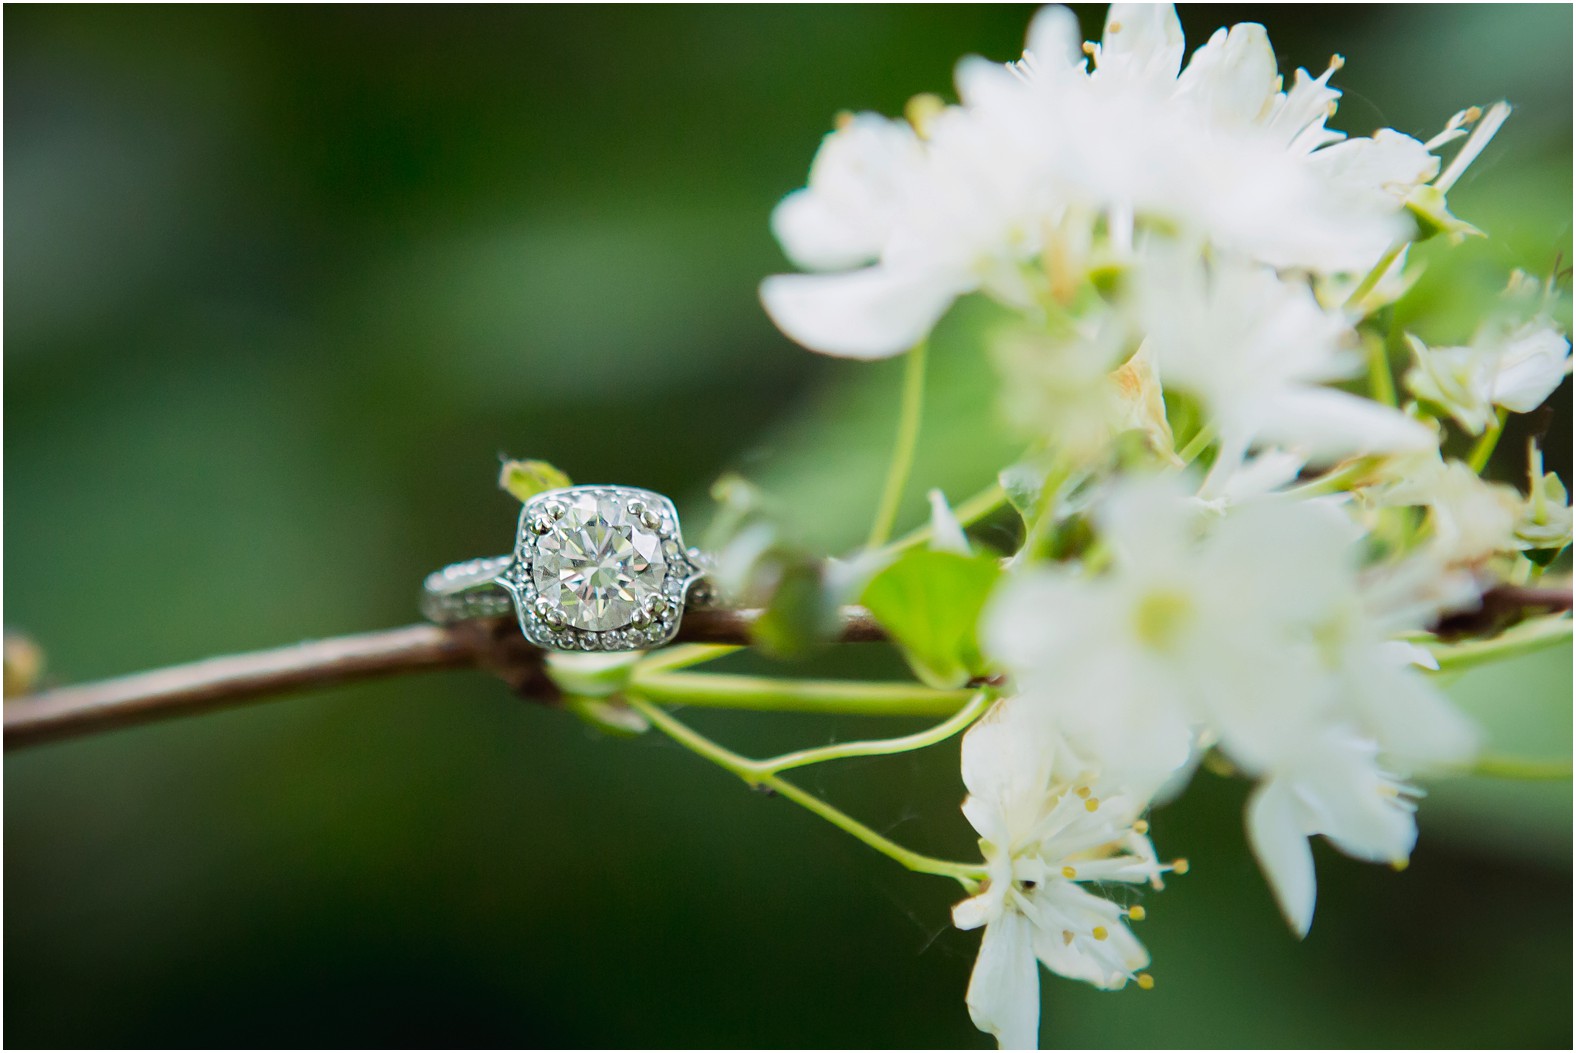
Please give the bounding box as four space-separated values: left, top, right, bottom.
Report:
1467 408 1509 474
762 692 992 774
628 670 974 717
635 644 742 676
1366 333 1398 408
1424 616 1572 674
1470 755 1572 781
1345 241 1406 313
761 775 983 884
1283 457 1382 499
1177 425 1216 466
866 340 929 551
625 695 986 885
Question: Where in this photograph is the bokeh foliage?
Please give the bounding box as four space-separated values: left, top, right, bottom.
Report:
5 5 1570 1046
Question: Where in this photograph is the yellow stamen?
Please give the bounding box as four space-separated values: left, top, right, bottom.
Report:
1390 858 1410 872
1329 54 1346 72
1132 820 1149 835
1075 786 1092 798
833 110 855 131
1084 797 1100 813
1061 865 1077 880
1127 905 1146 921
1136 973 1155 991
904 93 946 139
1172 858 1190 875
1081 41 1097 56
1464 105 1483 123
1092 926 1109 941
1109 20 1124 33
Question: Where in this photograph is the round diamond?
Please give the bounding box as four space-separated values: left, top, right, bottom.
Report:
533 493 668 631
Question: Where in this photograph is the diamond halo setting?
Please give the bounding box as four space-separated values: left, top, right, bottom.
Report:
502 485 703 651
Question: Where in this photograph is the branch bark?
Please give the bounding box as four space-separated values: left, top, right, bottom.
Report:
4 583 1568 751
3 608 885 749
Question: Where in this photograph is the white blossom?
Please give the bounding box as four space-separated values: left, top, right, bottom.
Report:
1515 444 1573 551
761 3 1473 360
953 699 1167 1049
1374 453 1524 566
984 477 1479 933
770 113 926 272
1136 252 1435 489
1405 320 1572 434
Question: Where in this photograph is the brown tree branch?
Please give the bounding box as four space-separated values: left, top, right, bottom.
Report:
4 584 1568 751
2 608 886 750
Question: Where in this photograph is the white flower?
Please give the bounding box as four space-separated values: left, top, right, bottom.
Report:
761 3 1472 359
1136 253 1435 486
985 477 1479 933
769 113 926 272
1405 321 1572 434
953 700 1167 1049
1245 731 1418 936
988 315 1141 465
1375 453 1523 565
1515 444 1573 551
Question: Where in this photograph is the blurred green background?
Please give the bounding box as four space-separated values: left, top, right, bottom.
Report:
6 4 1571 1047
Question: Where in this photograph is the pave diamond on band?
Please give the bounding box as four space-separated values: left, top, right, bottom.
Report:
421 485 708 652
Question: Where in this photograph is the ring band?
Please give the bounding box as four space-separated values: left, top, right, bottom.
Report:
422 484 709 652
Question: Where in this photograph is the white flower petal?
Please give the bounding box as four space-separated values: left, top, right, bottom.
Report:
1175 23 1279 128
1266 65 1344 153
1253 387 1437 463
1246 780 1318 936
771 113 924 271
1490 324 1571 412
1306 129 1440 206
1029 884 1145 989
1024 4 1084 71
1098 3 1185 83
928 489 972 554
965 913 1042 1050
953 890 995 932
759 266 965 359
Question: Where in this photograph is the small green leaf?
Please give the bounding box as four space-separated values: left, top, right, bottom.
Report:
563 697 650 738
752 561 840 659
547 652 648 737
861 549 1002 689
1405 185 1483 244
499 459 572 503
545 651 639 697
998 462 1043 524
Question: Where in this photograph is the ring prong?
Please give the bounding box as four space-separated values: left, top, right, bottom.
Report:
646 596 668 616
542 609 568 631
629 609 652 629
531 514 554 535
545 501 566 520
640 509 661 530
626 499 646 517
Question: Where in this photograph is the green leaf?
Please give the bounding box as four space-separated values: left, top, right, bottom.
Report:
1406 185 1483 243
499 458 572 503
998 462 1044 524
562 697 650 738
547 652 649 737
860 549 1002 689
752 561 840 659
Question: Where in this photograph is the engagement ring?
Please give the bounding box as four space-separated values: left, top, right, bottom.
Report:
422 484 709 652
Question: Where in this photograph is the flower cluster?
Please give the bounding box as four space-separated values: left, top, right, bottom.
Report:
761 4 1571 1048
